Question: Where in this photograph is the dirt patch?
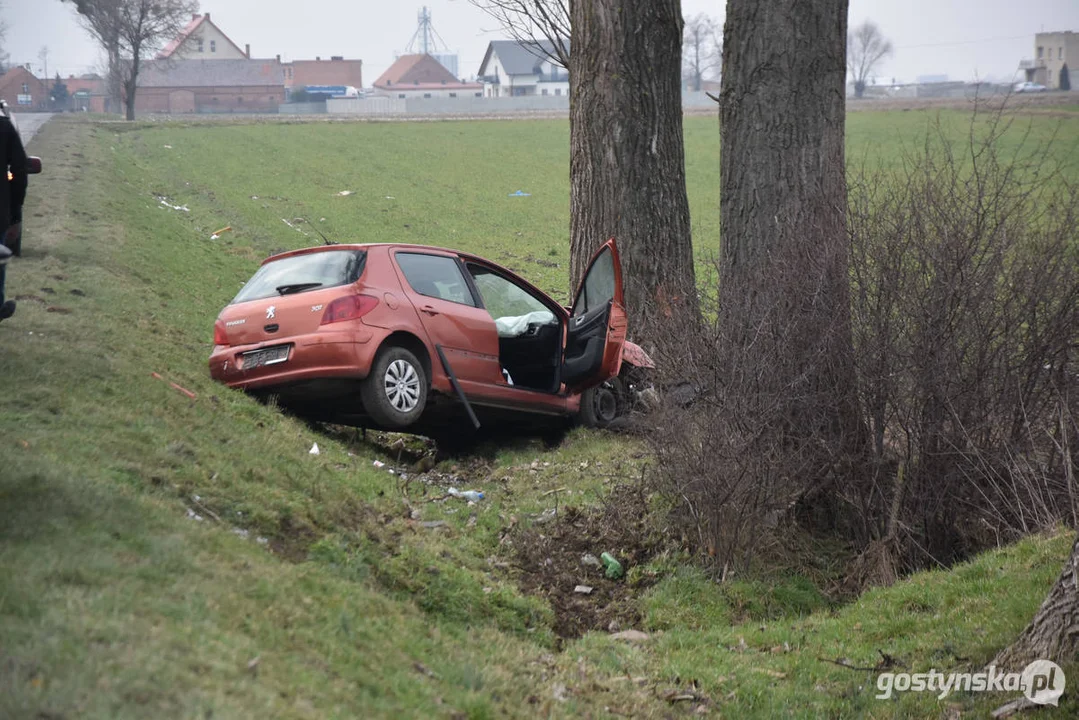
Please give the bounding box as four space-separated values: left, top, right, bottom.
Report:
511 484 667 641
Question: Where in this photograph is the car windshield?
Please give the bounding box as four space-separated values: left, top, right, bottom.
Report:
231 250 366 304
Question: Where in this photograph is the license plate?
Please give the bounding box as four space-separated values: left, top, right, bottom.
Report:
241 344 290 369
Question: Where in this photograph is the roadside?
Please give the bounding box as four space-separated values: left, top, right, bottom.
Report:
1 114 1075 719
12 112 54 145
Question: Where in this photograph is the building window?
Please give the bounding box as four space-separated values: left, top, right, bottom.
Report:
197 39 204 52
211 40 217 53
21 83 28 93
1038 46 1044 59
542 88 548 96
398 93 405 99
554 88 561 96
1049 48 1054 60
238 96 244 104
449 92 457 98
475 92 482 97
1060 47 1065 59
423 93 431 98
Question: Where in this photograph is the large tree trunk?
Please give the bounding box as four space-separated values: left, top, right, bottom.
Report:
995 535 1079 670
719 0 862 461
569 0 698 344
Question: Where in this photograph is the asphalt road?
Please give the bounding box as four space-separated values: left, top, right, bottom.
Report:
15 113 55 146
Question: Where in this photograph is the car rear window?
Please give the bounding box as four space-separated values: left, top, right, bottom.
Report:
231 250 366 304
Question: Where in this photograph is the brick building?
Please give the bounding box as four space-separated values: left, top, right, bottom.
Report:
372 54 481 99
135 59 285 114
0 66 47 110
282 56 363 95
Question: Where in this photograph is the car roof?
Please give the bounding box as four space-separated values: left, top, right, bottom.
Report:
261 242 500 266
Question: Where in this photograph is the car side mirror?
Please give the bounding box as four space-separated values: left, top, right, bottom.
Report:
27 156 42 174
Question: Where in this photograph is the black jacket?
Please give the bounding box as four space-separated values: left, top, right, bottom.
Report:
0 115 28 229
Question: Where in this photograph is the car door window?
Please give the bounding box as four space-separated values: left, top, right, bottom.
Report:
572 247 615 317
396 253 476 306
468 265 556 337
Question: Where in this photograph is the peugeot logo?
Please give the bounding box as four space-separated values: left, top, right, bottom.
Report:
266 305 276 320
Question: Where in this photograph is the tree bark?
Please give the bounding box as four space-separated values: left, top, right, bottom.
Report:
719 0 862 454
994 535 1079 670
569 0 698 342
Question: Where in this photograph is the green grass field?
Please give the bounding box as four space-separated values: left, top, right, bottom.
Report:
1 110 1078 718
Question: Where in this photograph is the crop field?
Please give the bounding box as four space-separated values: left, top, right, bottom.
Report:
1 108 1077 718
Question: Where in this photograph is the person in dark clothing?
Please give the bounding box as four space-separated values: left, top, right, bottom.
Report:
0 109 28 322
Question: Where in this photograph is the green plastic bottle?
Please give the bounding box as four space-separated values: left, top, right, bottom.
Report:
600 552 624 580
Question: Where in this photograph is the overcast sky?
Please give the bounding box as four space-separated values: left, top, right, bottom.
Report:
4 0 1078 85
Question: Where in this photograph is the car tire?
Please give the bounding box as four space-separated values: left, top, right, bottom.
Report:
579 378 624 429
362 345 427 430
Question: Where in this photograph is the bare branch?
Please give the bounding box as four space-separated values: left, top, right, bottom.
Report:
469 0 569 67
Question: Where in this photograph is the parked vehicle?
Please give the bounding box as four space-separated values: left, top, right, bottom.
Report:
209 239 634 435
1014 81 1048 93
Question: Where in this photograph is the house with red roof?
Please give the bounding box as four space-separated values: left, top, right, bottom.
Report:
0 66 47 110
157 12 251 61
371 54 482 99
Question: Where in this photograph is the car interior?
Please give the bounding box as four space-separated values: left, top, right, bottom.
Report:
467 264 563 393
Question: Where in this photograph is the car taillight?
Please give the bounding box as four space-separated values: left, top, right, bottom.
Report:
321 294 379 325
213 319 229 346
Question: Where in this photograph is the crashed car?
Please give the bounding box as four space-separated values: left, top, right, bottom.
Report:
209 239 648 433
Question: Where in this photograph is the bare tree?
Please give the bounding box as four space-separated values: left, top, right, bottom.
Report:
847 20 892 99
682 13 720 91
472 0 698 341
62 0 198 120
470 1 569 67
719 0 861 483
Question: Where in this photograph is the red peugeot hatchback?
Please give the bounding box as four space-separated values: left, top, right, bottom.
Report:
209 240 628 434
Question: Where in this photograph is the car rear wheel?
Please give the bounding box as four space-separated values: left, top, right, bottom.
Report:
362 346 427 429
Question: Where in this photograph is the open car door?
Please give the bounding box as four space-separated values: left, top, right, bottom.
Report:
562 238 628 391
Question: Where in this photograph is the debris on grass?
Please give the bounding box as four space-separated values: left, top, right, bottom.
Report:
337 190 354 196
508 190 531 197
610 629 650 642
574 585 594 595
309 442 320 455
157 197 189 212
211 226 232 239
511 484 665 639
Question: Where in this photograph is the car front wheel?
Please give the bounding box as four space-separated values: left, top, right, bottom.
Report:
579 378 624 428
361 346 427 429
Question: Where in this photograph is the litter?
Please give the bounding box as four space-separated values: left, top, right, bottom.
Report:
158 198 189 212
573 585 594 595
508 190 531 197
373 460 386 468
309 443 320 455
163 144 173 149
448 487 485 502
610 630 650 642
601 552 624 579
281 218 310 236
581 553 601 568
385 196 395 200
210 225 232 240
337 190 354 196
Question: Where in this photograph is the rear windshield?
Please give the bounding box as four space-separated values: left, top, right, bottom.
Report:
231 250 366 304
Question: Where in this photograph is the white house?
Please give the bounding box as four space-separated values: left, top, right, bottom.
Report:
156 13 251 61
477 40 569 98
